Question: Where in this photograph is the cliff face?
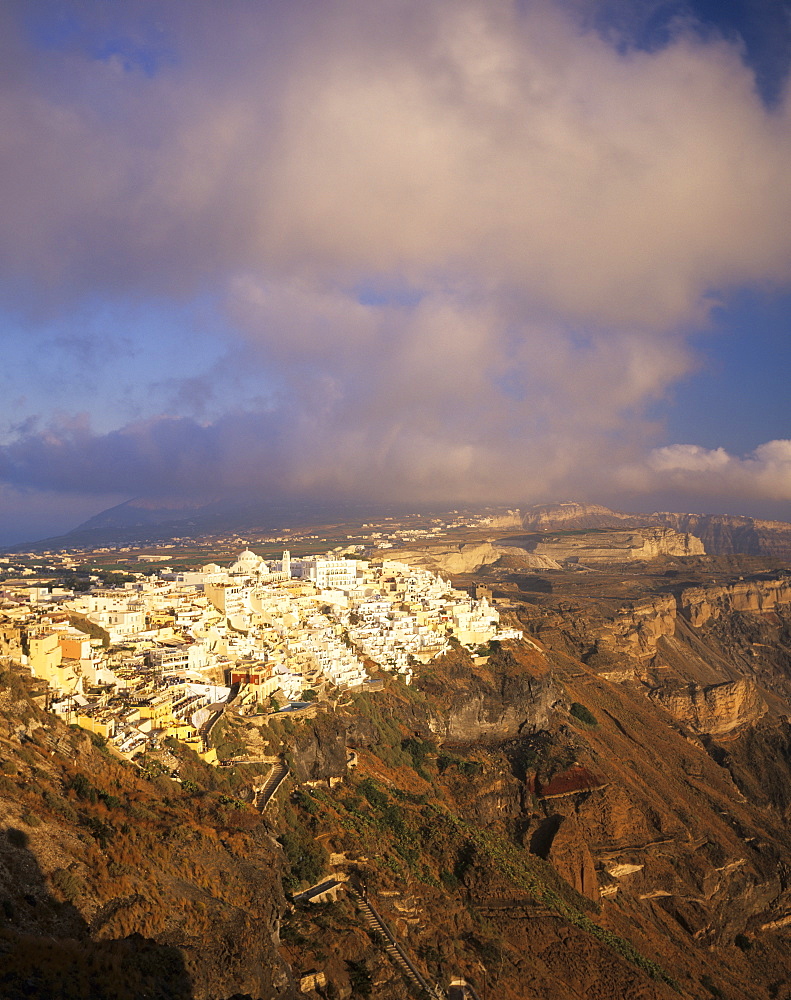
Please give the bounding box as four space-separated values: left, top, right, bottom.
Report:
574 576 791 672
11 555 791 1000
655 512 791 560
431 670 564 741
596 595 678 659
0 674 289 1000
518 503 791 559
680 578 791 627
649 679 768 735
524 527 704 565
418 642 565 741
382 540 561 574
521 502 644 530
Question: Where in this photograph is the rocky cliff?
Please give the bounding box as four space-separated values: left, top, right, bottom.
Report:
519 503 791 559
680 577 791 627
420 645 565 741
523 526 704 565
595 594 678 660
9 557 791 999
649 679 768 735
521 502 645 530
0 671 289 1000
380 540 561 574
655 512 791 560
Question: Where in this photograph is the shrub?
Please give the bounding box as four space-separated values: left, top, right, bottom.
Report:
358 778 388 811
279 828 328 889
67 772 98 802
569 702 598 727
440 869 460 890
346 959 372 998
51 867 84 902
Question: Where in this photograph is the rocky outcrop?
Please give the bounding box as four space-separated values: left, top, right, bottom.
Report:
518 504 791 558
680 578 791 627
531 813 599 902
431 672 564 741
406 541 501 574
655 512 791 559
522 527 703 565
290 717 349 782
649 679 767 735
385 541 560 574
597 595 678 659
383 524 708 575
521 502 645 530
588 576 791 665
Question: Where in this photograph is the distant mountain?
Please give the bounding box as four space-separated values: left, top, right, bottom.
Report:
10 496 432 552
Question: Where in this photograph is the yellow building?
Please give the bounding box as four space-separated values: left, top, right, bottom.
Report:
137 691 173 724
27 631 62 681
76 713 115 740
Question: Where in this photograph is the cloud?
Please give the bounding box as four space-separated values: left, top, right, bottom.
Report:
2 0 791 327
0 289 689 507
1 0 791 532
618 439 791 501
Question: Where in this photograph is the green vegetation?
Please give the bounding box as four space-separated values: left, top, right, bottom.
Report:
68 613 111 648
51 867 85 902
569 701 598 727
437 752 483 778
278 827 328 891
346 958 373 997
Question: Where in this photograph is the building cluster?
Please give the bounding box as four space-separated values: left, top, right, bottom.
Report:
0 548 520 764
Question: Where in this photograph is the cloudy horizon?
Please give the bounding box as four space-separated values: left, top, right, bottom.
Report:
1 0 790 546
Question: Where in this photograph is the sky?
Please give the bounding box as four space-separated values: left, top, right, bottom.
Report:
1 0 791 545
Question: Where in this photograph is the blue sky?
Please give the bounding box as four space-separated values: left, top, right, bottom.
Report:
1 0 790 545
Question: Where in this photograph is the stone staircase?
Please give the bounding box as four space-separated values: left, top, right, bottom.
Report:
347 882 445 999
197 682 240 752
198 707 223 752
256 761 289 810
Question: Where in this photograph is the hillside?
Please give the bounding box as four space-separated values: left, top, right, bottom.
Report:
5 560 791 997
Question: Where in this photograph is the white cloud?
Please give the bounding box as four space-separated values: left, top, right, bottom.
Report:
1 0 791 519
619 439 791 501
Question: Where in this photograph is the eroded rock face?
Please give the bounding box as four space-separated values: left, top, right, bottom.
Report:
527 527 704 565
386 541 561 574
589 577 791 665
521 502 642 530
649 679 768 735
533 813 599 902
656 512 791 559
518 504 791 557
432 672 564 741
291 719 349 782
597 595 678 659
680 579 791 627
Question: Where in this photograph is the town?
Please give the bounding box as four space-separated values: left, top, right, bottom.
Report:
0 544 521 766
